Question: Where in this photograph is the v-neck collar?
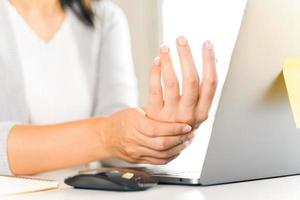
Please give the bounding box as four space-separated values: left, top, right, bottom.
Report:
5 0 70 46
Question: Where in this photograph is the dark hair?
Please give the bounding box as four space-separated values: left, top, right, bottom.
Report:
60 0 94 27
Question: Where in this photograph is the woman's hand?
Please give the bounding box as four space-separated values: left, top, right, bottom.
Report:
145 37 218 129
99 108 194 165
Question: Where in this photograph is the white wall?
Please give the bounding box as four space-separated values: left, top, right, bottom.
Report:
111 0 162 106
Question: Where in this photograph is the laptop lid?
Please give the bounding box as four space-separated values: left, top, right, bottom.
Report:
200 0 300 185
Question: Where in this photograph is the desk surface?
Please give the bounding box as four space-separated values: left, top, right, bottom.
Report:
4 167 300 200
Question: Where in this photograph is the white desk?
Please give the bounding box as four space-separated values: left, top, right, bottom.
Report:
4 168 300 200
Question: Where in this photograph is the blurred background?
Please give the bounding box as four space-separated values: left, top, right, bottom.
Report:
111 0 161 106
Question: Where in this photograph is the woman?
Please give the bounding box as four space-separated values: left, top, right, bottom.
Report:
0 0 217 175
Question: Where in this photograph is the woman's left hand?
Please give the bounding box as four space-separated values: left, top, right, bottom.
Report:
144 37 218 129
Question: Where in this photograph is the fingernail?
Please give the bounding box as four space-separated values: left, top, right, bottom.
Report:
184 141 191 147
182 125 192 133
160 45 169 53
187 133 195 140
204 40 213 50
154 57 161 66
177 36 187 46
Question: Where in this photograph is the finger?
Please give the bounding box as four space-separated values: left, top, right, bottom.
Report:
140 155 179 165
148 57 164 109
138 131 194 151
160 45 180 107
176 36 200 107
136 115 192 137
138 141 189 159
197 41 218 122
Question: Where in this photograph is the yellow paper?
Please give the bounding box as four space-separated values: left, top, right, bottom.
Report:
283 59 300 128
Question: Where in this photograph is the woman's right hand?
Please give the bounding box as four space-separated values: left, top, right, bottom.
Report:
97 108 194 165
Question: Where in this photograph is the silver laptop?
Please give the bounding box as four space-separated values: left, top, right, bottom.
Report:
106 0 300 185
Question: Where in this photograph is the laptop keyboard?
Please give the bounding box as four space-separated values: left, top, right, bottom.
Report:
127 167 200 177
146 169 201 178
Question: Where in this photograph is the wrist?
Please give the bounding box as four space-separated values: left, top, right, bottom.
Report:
88 116 113 161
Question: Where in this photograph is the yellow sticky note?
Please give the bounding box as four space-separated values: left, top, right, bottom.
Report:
283 59 300 128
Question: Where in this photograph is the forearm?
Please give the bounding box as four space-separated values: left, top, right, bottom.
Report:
6 107 194 176
7 117 109 175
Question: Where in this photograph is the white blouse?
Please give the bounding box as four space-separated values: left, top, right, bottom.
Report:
0 0 138 175
5 1 92 124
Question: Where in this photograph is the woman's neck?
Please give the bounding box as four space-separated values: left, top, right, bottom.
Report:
8 0 66 43
9 0 62 15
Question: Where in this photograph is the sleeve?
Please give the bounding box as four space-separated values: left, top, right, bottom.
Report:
92 1 139 116
0 122 18 175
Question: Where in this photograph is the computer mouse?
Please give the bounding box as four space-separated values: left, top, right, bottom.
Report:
64 167 159 191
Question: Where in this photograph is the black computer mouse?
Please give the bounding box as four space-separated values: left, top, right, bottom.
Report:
64 168 159 191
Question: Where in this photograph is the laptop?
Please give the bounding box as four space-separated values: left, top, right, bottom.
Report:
106 0 300 185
